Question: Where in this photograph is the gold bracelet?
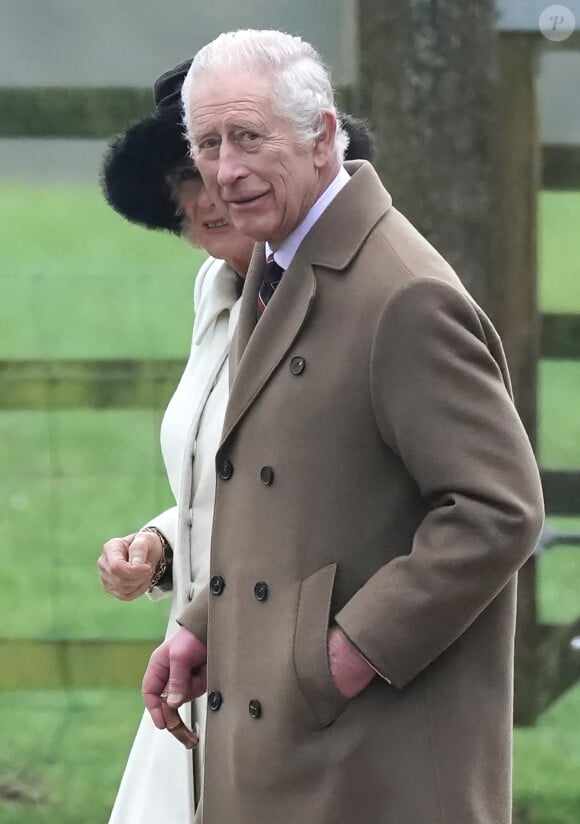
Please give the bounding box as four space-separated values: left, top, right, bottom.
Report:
140 526 173 591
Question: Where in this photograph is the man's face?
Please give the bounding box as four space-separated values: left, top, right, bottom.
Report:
187 70 336 250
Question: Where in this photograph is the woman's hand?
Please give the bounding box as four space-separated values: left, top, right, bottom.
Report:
98 531 164 601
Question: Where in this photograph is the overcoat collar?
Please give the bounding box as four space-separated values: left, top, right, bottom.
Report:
221 161 392 444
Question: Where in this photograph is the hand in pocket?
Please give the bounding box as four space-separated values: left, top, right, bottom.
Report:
327 626 376 699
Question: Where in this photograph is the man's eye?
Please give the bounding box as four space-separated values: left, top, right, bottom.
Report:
239 131 262 148
198 137 220 153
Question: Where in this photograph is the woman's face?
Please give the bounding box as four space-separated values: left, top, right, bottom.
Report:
170 166 254 277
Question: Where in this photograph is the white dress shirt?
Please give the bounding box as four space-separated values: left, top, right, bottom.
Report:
265 165 350 269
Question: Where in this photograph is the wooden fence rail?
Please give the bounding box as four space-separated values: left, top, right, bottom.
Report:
0 357 182 410
1 311 578 409
0 86 577 189
0 639 155 690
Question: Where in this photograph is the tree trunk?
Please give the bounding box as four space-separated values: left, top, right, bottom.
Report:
356 0 498 309
356 1 540 723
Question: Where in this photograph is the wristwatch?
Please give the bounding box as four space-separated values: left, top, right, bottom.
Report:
140 526 173 592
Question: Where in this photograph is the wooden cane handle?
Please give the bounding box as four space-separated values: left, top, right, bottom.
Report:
161 701 199 750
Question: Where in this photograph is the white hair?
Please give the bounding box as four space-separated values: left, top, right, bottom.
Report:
181 29 349 161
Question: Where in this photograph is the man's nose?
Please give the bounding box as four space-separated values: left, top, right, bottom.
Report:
216 145 247 188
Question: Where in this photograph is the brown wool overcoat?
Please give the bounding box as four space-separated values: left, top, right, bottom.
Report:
179 160 544 824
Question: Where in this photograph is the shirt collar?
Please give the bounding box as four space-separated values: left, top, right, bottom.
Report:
265 166 350 270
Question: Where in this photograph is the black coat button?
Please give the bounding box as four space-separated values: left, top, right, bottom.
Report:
248 699 262 719
208 691 223 711
254 581 269 602
210 575 225 596
260 466 274 485
218 459 233 480
289 356 306 375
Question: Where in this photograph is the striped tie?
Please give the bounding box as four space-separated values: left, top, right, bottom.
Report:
257 256 284 319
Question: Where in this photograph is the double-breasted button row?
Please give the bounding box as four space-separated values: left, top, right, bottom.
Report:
253 581 269 601
208 690 223 711
260 466 274 485
219 461 273 484
208 691 263 719
210 575 225 596
209 577 269 601
289 355 306 375
217 458 234 480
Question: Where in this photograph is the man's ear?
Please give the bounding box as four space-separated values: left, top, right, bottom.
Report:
313 111 337 168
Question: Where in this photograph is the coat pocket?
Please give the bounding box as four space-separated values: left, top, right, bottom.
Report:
293 562 350 728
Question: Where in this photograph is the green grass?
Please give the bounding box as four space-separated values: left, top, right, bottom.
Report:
0 184 200 280
537 518 580 623
0 689 143 823
1 184 579 823
0 184 206 360
0 407 173 640
538 361 580 469
514 684 580 824
539 192 580 313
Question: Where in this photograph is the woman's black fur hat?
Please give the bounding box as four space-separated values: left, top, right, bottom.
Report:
100 59 376 234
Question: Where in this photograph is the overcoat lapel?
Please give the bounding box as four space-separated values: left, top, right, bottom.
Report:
231 242 264 376
222 161 392 447
221 247 316 444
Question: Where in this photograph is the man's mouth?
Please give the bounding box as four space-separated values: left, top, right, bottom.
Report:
227 192 267 207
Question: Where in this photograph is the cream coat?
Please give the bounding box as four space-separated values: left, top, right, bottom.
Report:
180 162 544 824
108 257 240 824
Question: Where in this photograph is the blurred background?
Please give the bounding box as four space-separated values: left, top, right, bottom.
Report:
0 1 579 822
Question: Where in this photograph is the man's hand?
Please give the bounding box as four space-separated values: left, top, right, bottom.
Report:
98 532 163 600
142 627 208 729
328 625 376 699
